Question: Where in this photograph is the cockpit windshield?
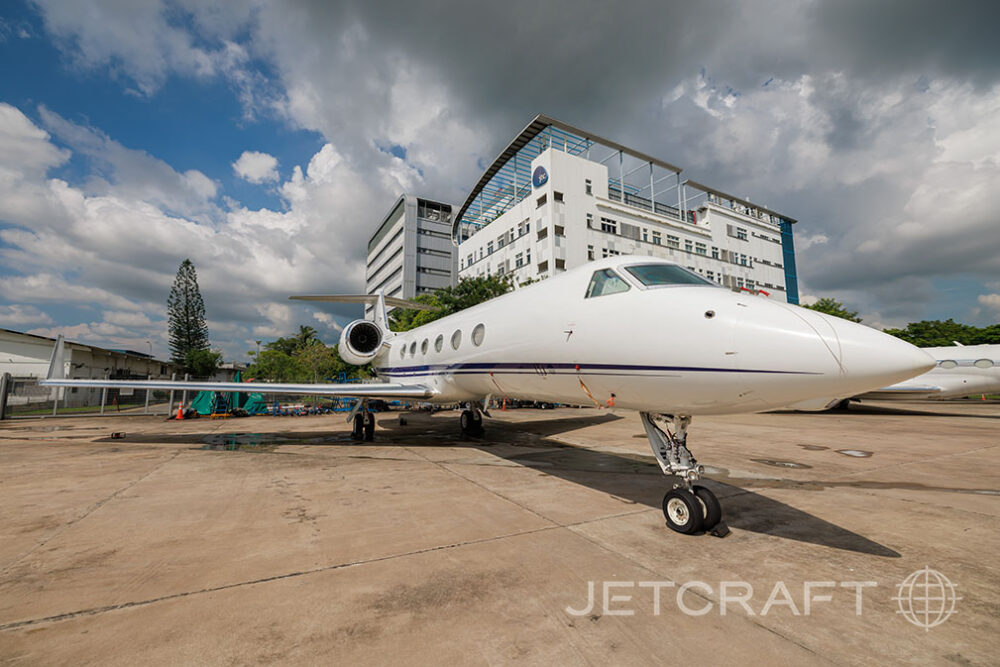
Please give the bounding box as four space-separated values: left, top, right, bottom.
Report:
585 269 631 298
624 263 715 287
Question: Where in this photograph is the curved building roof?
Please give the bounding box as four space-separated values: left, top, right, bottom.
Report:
452 114 794 243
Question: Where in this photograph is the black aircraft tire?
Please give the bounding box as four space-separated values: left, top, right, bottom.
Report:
351 413 364 440
460 410 473 434
363 413 375 441
692 485 722 529
662 488 704 534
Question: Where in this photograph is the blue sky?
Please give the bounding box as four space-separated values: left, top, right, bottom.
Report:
1 0 998 361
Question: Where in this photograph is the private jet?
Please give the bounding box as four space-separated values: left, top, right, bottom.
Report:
848 343 1000 403
41 256 934 536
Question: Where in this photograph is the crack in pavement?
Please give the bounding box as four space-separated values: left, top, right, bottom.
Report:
1 450 182 574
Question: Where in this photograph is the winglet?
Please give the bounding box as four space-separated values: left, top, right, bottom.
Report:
46 335 66 381
372 290 389 329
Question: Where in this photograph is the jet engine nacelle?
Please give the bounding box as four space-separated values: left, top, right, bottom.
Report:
338 319 384 365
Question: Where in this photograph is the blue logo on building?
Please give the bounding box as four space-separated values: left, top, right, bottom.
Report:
532 166 548 188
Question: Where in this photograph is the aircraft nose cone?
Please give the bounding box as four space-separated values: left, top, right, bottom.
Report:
807 311 936 390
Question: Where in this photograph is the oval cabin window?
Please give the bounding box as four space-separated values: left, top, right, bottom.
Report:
451 330 462 350
435 335 444 352
472 324 485 346
974 358 994 369
421 339 429 355
939 360 958 369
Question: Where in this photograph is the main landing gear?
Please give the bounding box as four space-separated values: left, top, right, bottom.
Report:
459 404 484 437
351 401 376 441
640 412 729 537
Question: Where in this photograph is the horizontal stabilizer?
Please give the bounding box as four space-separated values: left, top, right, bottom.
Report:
289 294 438 311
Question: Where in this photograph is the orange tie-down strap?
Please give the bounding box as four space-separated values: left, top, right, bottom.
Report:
575 365 615 408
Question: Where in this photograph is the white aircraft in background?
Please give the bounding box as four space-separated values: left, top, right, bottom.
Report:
41 257 934 536
851 343 1000 401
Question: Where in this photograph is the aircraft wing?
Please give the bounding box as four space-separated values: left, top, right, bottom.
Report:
38 336 434 400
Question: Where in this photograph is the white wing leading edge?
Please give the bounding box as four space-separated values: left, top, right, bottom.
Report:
38 336 434 400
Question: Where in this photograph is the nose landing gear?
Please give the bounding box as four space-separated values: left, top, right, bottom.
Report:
640 412 729 537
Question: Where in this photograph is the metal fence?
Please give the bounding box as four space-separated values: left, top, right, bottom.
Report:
0 373 173 419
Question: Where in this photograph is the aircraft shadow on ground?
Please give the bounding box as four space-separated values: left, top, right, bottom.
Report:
769 403 1000 420
95 411 900 557
382 412 901 558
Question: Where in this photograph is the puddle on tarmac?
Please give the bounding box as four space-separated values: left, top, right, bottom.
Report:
199 433 287 451
751 459 813 469
836 449 873 458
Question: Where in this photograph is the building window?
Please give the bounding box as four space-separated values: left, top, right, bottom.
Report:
487 241 494 255
515 252 524 268
740 254 748 266
586 213 594 229
526 248 531 264
684 239 693 253
706 270 715 282
651 231 661 246
467 254 474 266
554 225 565 236
667 235 679 248
600 217 617 234
711 246 719 259
585 179 592 195
536 194 547 208
537 226 548 241
554 191 564 202
537 260 549 272
642 228 648 243
497 235 505 249
695 242 707 256
587 245 595 260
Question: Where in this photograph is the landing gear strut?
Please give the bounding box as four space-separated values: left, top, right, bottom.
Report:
640 412 728 537
351 401 376 441
459 404 484 437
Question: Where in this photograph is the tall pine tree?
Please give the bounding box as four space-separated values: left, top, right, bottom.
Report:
167 259 210 367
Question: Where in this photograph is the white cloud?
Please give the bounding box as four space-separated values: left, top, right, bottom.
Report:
312 311 344 332
0 304 54 326
978 294 1000 316
233 150 279 184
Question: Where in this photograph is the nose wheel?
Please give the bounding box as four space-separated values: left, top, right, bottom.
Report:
642 412 729 537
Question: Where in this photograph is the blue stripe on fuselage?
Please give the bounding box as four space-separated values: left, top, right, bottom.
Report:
373 362 820 377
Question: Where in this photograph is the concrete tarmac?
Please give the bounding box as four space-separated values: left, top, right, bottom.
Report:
0 402 997 665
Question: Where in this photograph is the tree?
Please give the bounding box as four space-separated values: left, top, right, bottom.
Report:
167 259 210 368
247 328 365 383
390 274 516 332
185 348 222 377
883 319 981 347
803 297 862 323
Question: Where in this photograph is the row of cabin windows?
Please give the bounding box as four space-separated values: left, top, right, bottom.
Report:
399 323 487 359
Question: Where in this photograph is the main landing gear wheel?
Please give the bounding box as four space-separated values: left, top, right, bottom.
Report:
460 408 484 437
662 488 703 534
362 411 375 442
351 412 364 440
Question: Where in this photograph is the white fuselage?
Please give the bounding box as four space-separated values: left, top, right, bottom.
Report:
861 344 1000 400
370 257 934 415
